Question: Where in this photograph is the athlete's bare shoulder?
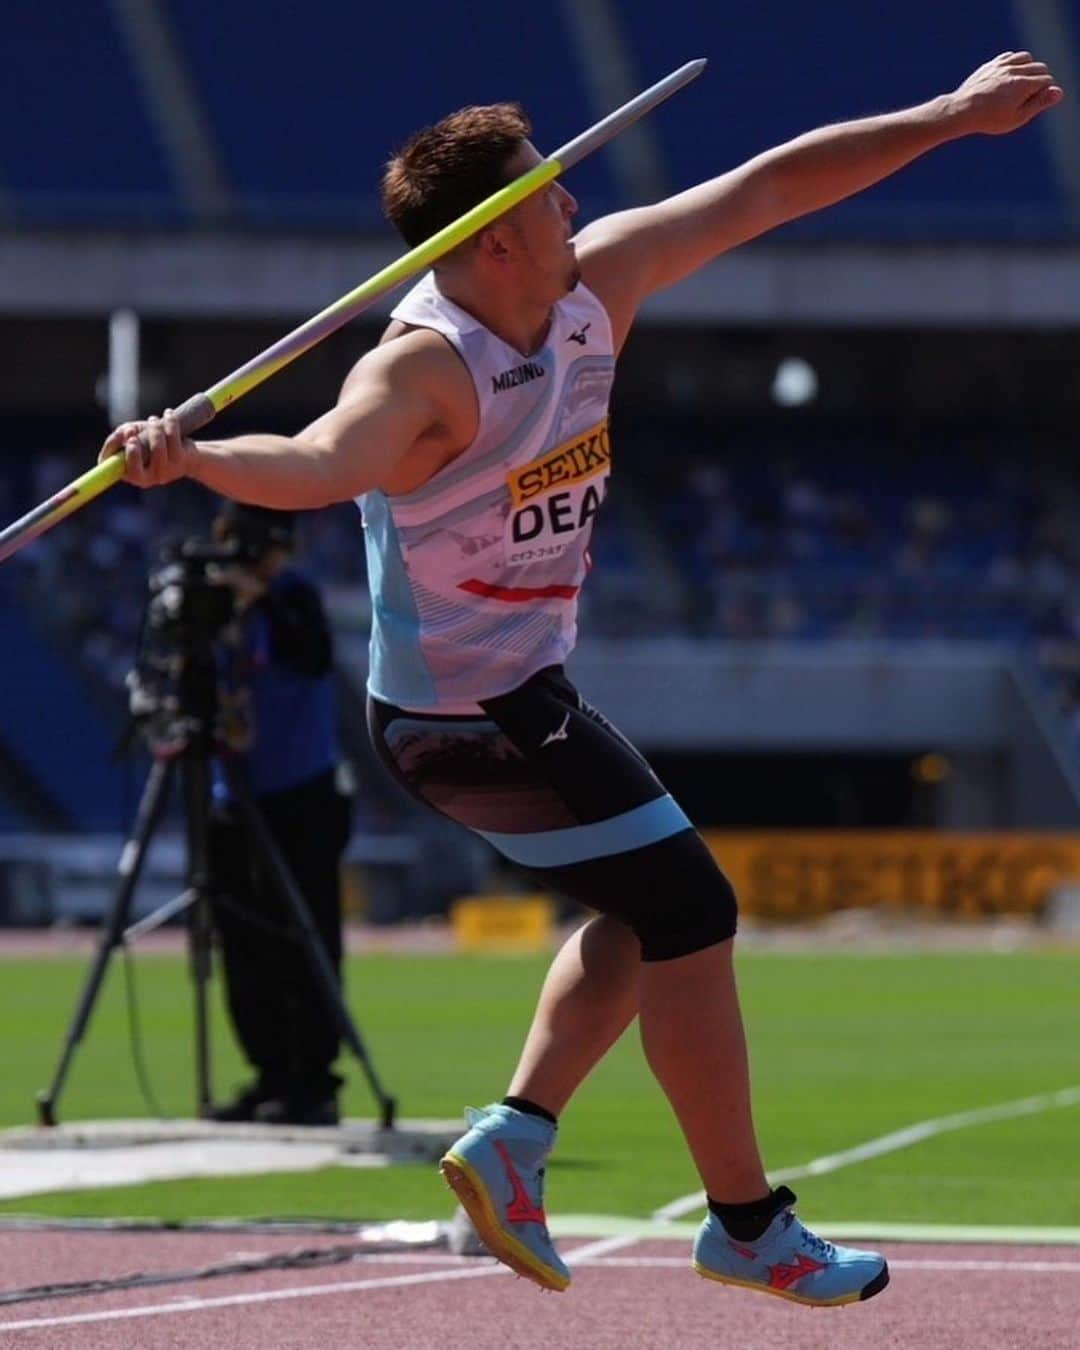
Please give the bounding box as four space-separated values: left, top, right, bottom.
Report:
377 317 443 351
335 320 479 494
340 324 475 431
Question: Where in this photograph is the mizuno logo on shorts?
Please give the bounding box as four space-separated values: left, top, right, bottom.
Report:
541 713 570 747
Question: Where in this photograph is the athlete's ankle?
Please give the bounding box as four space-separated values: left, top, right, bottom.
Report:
707 1186 795 1241
502 1095 558 1126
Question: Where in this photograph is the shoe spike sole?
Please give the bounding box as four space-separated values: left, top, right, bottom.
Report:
693 1260 890 1307
440 1155 569 1293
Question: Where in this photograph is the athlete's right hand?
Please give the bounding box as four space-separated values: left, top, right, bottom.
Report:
98 409 196 488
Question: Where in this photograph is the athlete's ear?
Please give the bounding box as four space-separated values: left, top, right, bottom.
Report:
478 223 513 263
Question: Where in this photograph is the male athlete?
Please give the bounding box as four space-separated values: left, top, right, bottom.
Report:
102 52 1061 1306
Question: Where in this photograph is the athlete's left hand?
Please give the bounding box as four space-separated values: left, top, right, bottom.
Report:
949 51 1063 134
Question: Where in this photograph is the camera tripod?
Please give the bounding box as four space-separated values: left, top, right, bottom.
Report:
37 718 397 1130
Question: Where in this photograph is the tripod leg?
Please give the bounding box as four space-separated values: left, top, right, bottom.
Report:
180 749 217 1118
222 762 397 1128
37 758 174 1126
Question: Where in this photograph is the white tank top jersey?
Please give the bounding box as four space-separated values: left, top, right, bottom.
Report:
359 272 616 711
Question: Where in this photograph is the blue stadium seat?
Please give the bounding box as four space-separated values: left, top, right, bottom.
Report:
163 0 619 228
0 595 130 830
0 1 183 226
3 2 1069 236
617 0 1066 239
0 796 33 831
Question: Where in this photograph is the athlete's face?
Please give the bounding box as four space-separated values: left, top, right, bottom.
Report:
501 142 580 296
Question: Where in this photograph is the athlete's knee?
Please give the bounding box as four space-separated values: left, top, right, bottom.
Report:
625 834 738 961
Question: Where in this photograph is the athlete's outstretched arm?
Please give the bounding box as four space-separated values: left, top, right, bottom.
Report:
98 337 454 507
578 52 1063 336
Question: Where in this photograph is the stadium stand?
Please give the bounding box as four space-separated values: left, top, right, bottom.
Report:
0 3 182 227
1 0 1070 237
161 0 619 228
619 0 1067 239
1 1 1077 837
0 590 130 830
3 424 1076 657
648 417 1078 642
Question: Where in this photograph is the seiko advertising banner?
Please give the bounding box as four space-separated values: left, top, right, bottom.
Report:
704 833 1080 919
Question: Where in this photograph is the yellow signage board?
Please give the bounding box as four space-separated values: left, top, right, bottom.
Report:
452 894 556 952
702 832 1080 920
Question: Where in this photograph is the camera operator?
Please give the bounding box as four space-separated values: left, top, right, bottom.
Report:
207 501 352 1126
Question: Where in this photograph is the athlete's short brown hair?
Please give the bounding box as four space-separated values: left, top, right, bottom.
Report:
381 103 531 249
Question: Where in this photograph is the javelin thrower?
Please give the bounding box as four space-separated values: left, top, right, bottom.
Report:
18 52 1067 1308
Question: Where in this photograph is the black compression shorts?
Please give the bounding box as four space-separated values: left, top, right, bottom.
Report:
367 666 737 960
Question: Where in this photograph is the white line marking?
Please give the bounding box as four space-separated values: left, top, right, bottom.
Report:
349 1252 473 1266
892 1259 1080 1274
584 1255 1080 1274
553 1215 1080 1245
654 1084 1080 1221
0 1265 507 1334
4 1248 1077 1332
5 1086 1078 1334
565 1234 637 1265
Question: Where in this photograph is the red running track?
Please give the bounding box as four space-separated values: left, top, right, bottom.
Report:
1 1232 1078 1349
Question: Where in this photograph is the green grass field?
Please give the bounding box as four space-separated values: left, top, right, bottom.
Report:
2 946 1078 1227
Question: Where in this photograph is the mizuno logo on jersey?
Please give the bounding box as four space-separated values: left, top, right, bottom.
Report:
492 360 547 393
508 419 610 506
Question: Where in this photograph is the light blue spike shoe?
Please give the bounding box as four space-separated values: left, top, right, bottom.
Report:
693 1186 889 1307
440 1103 570 1292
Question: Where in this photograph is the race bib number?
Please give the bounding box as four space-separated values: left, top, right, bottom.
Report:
504 420 610 566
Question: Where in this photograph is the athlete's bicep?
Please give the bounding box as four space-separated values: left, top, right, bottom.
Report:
296 348 443 499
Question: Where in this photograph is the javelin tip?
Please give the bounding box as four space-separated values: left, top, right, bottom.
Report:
551 57 709 169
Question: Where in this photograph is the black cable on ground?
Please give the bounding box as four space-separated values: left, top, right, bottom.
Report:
0 1217 375 1233
0 1241 387 1308
0 1218 454 1309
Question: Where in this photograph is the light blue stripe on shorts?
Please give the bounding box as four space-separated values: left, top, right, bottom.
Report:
476 794 691 868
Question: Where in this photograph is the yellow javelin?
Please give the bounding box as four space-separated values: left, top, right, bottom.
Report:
0 59 705 564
